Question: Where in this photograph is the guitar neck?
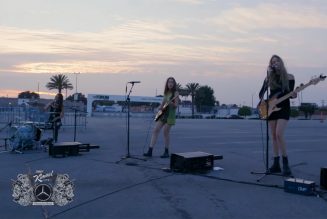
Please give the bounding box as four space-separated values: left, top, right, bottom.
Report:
167 95 178 104
162 95 178 109
275 82 310 105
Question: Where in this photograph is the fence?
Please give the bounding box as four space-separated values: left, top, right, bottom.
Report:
0 107 87 129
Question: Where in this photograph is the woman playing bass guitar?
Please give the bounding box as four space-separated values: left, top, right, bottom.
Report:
258 55 297 176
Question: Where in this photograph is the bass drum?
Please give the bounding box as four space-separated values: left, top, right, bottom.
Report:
9 125 36 150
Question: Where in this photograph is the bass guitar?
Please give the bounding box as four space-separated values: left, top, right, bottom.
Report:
154 95 179 122
258 74 326 119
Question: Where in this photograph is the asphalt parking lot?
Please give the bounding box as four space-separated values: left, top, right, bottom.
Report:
1 117 327 219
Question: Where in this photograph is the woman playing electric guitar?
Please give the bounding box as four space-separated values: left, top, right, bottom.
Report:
258 55 297 176
144 77 179 158
44 93 64 143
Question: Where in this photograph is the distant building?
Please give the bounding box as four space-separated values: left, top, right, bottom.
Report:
87 94 162 116
215 106 239 118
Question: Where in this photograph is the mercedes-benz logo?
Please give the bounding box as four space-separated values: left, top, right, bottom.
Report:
34 184 52 202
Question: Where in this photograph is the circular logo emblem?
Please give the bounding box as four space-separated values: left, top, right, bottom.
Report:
34 184 52 202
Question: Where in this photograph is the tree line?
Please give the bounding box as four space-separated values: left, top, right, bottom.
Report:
17 73 322 119
176 83 216 117
238 103 323 119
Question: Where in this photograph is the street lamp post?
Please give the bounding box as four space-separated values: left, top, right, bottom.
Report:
251 93 254 109
72 72 81 141
73 72 80 94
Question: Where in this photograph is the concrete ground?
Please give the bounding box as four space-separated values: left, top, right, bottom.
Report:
0 117 327 219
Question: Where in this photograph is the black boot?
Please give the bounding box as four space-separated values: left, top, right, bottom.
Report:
282 156 292 176
143 148 153 157
269 156 281 173
160 148 169 158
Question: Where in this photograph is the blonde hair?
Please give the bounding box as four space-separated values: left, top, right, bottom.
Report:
268 55 289 92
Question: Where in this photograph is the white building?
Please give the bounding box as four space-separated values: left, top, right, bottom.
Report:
87 94 162 116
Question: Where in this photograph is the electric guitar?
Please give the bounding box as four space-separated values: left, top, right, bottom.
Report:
50 116 61 123
258 74 326 119
154 95 179 122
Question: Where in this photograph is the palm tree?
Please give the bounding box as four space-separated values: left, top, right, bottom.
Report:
46 74 73 95
176 83 190 98
176 83 184 115
176 83 183 92
186 83 200 118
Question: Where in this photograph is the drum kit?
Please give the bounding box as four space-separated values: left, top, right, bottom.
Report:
6 122 43 152
0 112 56 153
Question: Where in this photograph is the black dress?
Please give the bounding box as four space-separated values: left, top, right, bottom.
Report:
48 104 62 125
48 104 62 142
259 77 295 120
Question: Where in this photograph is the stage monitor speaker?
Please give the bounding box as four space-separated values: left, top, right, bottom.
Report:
320 167 327 189
284 178 315 196
49 142 81 157
170 151 222 173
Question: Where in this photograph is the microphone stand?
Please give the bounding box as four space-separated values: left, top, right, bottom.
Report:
71 106 79 142
116 82 146 164
251 69 278 181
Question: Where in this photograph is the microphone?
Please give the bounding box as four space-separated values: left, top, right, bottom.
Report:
267 66 275 74
128 81 141 84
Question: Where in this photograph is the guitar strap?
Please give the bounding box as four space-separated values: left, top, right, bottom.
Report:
169 92 175 102
162 93 175 117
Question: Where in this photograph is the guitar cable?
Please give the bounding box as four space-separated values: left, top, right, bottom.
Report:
21 159 327 219
142 105 156 154
260 119 267 167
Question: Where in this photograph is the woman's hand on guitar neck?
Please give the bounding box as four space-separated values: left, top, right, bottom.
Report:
290 91 297 98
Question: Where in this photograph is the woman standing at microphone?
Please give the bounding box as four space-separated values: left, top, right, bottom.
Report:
144 77 179 158
44 93 64 142
258 55 297 176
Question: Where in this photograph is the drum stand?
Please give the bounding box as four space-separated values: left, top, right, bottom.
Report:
0 121 12 152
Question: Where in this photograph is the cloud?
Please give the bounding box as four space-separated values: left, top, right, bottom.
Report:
0 19 249 74
0 89 56 98
1 2 326 78
0 89 21 97
211 3 327 33
170 0 204 4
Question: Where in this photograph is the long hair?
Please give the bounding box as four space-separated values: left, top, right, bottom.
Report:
164 77 177 95
268 55 289 92
55 93 64 108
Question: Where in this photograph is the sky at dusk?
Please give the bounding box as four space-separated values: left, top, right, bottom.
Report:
0 0 326 106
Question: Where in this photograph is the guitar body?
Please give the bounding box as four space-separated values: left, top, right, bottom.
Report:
258 97 281 119
154 95 179 122
257 74 326 119
154 104 169 122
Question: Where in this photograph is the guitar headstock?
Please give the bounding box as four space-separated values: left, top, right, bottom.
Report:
309 74 326 85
